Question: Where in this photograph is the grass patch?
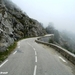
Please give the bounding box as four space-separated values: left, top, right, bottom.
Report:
0 37 28 64
0 42 17 63
49 39 54 43
0 36 35 64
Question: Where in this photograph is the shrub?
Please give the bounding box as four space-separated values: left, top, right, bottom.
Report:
49 39 54 43
0 42 17 63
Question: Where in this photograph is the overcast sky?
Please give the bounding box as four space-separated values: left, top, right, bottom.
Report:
11 0 75 33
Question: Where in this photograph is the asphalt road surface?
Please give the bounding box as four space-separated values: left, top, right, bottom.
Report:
0 38 75 75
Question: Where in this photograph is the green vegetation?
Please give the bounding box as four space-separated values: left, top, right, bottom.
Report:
0 42 17 62
0 33 3 41
0 35 42 63
29 18 33 23
73 52 75 54
63 44 75 54
0 36 2 41
49 39 54 43
46 22 75 55
46 23 60 43
29 18 35 24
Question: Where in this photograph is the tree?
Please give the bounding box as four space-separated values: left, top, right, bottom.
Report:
54 30 60 43
46 22 60 43
46 22 55 34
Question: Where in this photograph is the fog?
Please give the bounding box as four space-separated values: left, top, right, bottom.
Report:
11 0 75 33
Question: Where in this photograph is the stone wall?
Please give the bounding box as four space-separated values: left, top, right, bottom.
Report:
35 37 75 65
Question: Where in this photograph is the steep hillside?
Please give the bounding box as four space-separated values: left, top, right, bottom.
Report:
0 0 46 52
46 24 75 54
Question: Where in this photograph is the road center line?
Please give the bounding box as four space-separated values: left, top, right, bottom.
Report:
0 60 8 68
33 65 37 75
27 42 37 75
59 56 66 63
35 56 37 62
13 51 17 55
0 72 8 74
35 51 37 56
27 42 35 50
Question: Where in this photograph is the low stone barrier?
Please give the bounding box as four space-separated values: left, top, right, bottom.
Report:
35 38 75 65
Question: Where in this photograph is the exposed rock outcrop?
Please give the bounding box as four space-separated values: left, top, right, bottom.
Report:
0 0 46 52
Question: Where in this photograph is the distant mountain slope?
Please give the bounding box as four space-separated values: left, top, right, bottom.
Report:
46 24 75 54
0 0 46 52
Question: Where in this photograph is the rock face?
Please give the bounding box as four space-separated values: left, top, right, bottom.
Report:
0 0 46 52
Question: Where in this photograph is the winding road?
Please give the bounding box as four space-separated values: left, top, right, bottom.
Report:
0 38 75 75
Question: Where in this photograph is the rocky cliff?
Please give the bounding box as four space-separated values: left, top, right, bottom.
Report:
0 0 46 52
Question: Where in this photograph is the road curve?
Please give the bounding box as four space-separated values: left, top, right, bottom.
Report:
0 38 75 75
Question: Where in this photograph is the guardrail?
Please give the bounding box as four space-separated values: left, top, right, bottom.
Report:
35 38 75 65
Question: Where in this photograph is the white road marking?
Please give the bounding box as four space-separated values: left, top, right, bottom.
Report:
35 56 37 62
13 51 17 55
33 65 37 75
35 51 37 56
27 42 37 75
59 56 67 63
0 60 8 68
0 72 8 74
27 42 35 50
